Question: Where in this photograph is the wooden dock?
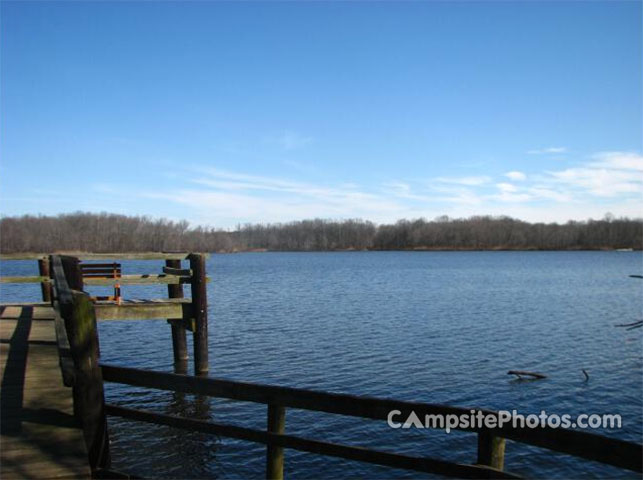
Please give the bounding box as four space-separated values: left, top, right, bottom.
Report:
0 304 90 479
0 252 211 478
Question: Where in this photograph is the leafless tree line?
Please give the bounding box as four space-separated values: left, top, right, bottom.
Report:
372 215 643 250
0 212 641 253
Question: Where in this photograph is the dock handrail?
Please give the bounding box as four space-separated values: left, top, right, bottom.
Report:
101 363 642 479
101 365 516 479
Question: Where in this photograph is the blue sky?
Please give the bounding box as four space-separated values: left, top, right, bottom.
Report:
1 1 641 228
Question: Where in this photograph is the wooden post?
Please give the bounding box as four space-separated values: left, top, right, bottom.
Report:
48 255 58 302
166 259 188 364
477 430 505 471
60 255 84 291
188 253 208 374
37 257 52 303
64 290 111 471
266 404 286 480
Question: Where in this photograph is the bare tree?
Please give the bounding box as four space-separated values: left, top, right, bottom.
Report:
0 212 641 253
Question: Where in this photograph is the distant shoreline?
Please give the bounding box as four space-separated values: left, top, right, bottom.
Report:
2 212 641 254
2 247 640 259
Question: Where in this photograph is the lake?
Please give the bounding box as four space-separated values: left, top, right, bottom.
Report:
1 251 641 478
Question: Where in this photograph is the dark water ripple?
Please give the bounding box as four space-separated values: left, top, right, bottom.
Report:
1 251 641 479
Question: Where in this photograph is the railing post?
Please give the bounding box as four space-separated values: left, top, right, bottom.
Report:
166 259 188 366
477 430 505 471
64 290 111 471
188 253 208 374
37 257 52 302
60 255 84 291
52 255 110 472
266 404 286 480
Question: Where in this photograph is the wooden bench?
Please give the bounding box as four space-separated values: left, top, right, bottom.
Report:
80 263 122 303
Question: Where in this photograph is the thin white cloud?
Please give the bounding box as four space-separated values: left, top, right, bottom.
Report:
438 200 641 224
144 188 417 226
134 150 642 227
491 192 532 203
504 171 526 181
527 187 572 202
496 182 518 193
382 181 411 194
547 167 640 197
527 147 568 154
150 167 420 225
429 184 483 205
434 176 491 186
546 152 643 197
191 169 397 209
382 181 434 202
193 167 315 194
442 190 483 205
489 183 531 203
590 151 643 171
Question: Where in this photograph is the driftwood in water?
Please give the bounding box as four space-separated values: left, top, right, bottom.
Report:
615 320 643 330
628 275 643 279
582 369 590 381
507 370 547 380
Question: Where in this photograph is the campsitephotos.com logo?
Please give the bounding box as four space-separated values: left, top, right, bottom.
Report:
387 409 622 433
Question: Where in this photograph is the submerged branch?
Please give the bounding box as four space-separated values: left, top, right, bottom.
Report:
615 320 643 328
507 370 547 380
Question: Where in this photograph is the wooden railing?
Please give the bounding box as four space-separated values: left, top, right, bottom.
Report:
99 364 642 479
3 253 641 479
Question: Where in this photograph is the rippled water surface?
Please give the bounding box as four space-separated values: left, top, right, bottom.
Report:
2 252 641 478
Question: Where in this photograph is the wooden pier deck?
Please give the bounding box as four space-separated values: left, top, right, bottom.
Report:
0 304 91 479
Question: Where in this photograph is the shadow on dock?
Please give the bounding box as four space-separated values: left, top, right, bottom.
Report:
0 305 90 479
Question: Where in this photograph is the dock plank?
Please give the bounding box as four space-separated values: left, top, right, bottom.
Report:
94 298 189 320
0 305 57 319
0 306 91 479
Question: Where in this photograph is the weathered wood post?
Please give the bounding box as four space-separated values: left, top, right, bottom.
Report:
166 259 188 366
188 253 208 374
68 291 111 471
60 255 84 291
54 256 110 471
266 404 286 480
477 430 505 471
37 257 52 302
60 255 95 361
